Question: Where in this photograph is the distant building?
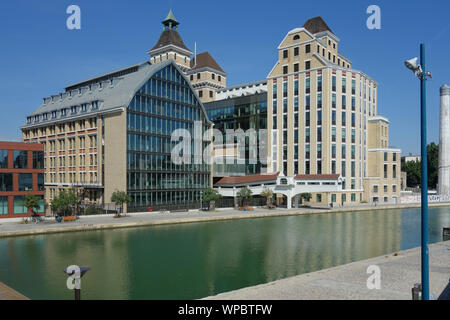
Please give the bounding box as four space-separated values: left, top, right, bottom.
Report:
0 141 45 218
402 154 421 164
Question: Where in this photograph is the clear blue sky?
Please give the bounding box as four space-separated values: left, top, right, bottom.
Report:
0 0 449 155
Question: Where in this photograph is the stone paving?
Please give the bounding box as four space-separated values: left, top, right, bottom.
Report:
204 241 450 300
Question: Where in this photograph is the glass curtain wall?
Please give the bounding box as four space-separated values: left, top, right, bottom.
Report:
126 64 210 210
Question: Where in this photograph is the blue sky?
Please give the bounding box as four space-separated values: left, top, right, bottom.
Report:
0 0 449 155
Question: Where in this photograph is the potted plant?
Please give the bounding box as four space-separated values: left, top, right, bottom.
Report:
237 186 253 211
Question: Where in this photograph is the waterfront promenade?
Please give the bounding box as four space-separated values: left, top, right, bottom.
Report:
0 202 449 238
204 241 450 300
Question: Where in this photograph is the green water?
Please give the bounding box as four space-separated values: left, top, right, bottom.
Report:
0 207 449 300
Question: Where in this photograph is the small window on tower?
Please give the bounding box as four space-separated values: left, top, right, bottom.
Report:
218 76 222 82
212 73 215 80
190 75 193 81
199 90 203 98
197 73 201 80
209 91 213 98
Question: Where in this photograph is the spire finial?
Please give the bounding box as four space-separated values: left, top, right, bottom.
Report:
162 9 179 30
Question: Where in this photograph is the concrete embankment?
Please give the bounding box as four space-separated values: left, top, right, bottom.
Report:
204 241 450 300
0 203 449 239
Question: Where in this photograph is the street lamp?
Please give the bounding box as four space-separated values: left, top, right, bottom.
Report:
404 44 432 300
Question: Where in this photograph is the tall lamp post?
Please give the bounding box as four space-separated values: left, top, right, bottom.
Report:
404 44 432 300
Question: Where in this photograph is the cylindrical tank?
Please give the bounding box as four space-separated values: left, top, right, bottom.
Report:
439 85 450 195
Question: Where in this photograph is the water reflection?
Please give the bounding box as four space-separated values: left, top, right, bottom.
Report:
0 207 448 300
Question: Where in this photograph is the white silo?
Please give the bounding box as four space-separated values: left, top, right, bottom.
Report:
439 84 450 195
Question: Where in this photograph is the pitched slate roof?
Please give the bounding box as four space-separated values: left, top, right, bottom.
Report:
150 29 191 52
215 173 280 186
302 16 334 35
24 60 212 127
190 52 225 74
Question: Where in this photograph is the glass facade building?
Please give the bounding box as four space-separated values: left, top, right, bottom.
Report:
126 64 211 210
205 93 267 176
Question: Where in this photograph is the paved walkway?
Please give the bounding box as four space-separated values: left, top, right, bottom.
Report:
0 282 29 300
204 241 450 300
0 203 449 238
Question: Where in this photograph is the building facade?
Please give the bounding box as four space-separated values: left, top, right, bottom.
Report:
205 81 268 177
0 142 45 218
266 17 401 205
23 60 211 212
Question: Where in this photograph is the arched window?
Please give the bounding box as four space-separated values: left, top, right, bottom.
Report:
293 35 300 41
280 178 288 185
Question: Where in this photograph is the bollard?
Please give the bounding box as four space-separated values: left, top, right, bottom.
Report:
412 283 422 300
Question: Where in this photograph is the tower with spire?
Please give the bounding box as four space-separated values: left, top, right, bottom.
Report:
148 10 227 102
147 9 193 71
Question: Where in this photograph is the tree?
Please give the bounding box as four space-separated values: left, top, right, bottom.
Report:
111 190 131 217
401 143 439 189
25 193 41 218
203 187 222 211
402 160 421 188
237 186 253 207
261 187 274 207
300 193 313 206
51 189 78 217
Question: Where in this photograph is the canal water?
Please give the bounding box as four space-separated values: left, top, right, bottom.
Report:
0 207 449 300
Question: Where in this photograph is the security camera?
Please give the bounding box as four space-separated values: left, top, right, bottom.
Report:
405 57 418 70
405 57 422 77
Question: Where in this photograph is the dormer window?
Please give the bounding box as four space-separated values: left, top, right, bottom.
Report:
89 85 92 91
27 117 32 124
81 104 88 112
61 109 67 117
78 88 82 95
71 106 77 114
99 82 103 89
43 113 48 121
52 111 57 119
92 101 99 110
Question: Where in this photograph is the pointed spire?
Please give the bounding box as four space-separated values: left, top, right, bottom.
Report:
162 9 179 30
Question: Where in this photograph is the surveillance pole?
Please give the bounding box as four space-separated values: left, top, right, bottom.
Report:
420 43 430 300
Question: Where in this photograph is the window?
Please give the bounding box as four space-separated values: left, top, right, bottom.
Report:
197 73 201 80
0 150 7 168
283 65 288 74
218 76 221 82
294 47 299 56
0 174 13 192
38 173 44 191
305 61 311 70
294 63 299 72
373 185 378 193
212 73 215 80
293 35 300 40
198 90 203 98
13 150 28 169
0 196 7 215
209 91 213 98
33 151 44 169
283 50 288 59
305 44 311 53
14 196 27 215
190 75 193 81
18 173 33 191
316 194 322 202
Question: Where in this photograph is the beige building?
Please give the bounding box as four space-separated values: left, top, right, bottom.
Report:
266 17 401 205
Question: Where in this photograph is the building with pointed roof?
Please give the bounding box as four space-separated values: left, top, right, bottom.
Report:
23 60 212 212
